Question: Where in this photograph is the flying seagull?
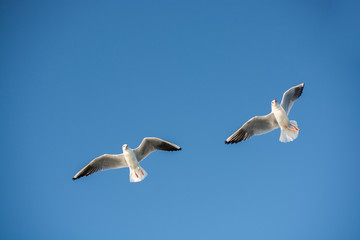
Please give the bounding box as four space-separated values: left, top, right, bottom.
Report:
73 137 181 182
225 83 304 144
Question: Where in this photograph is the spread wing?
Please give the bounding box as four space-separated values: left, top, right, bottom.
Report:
73 154 127 180
280 83 304 115
225 113 279 144
134 137 181 162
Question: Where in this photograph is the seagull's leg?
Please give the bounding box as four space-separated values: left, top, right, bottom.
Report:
286 126 297 133
140 168 144 176
134 172 139 178
290 124 299 131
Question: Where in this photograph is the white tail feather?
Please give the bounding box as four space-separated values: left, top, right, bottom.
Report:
279 120 299 143
129 166 148 182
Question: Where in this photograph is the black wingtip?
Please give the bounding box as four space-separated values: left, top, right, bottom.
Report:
72 177 76 181
169 147 181 151
294 84 304 99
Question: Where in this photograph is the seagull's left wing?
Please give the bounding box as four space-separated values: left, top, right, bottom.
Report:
280 83 304 115
134 137 181 162
225 113 279 144
72 154 127 180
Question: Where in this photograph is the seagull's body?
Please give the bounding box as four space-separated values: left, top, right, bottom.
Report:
225 83 304 144
123 144 148 182
73 137 181 182
123 145 139 169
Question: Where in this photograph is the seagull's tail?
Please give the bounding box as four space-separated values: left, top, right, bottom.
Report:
279 120 299 143
129 166 148 183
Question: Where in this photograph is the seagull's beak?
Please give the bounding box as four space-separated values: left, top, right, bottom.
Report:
274 99 277 103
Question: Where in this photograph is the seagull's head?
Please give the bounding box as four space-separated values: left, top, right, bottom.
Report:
271 99 279 110
122 144 128 151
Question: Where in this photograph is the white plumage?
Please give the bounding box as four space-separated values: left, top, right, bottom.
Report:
73 137 181 182
225 83 304 144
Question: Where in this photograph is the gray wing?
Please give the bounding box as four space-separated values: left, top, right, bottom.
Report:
280 83 305 115
225 113 279 144
73 154 127 180
134 137 181 162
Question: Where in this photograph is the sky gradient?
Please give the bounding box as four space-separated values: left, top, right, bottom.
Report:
1 1 360 239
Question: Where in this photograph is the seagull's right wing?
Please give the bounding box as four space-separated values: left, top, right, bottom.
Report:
225 113 279 144
134 137 181 162
280 83 305 115
73 154 127 180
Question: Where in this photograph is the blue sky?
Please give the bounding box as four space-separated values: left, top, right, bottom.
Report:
1 0 360 239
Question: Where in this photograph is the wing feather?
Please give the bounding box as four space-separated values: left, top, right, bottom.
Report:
280 83 305 115
225 113 279 144
73 154 127 180
134 137 181 162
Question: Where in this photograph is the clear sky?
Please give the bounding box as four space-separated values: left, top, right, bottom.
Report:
1 1 360 239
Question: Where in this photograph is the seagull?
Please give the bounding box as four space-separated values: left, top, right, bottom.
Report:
73 137 181 182
225 83 304 144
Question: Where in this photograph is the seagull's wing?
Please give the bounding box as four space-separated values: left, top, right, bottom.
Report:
73 154 127 180
280 83 305 115
225 113 279 144
134 137 181 162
